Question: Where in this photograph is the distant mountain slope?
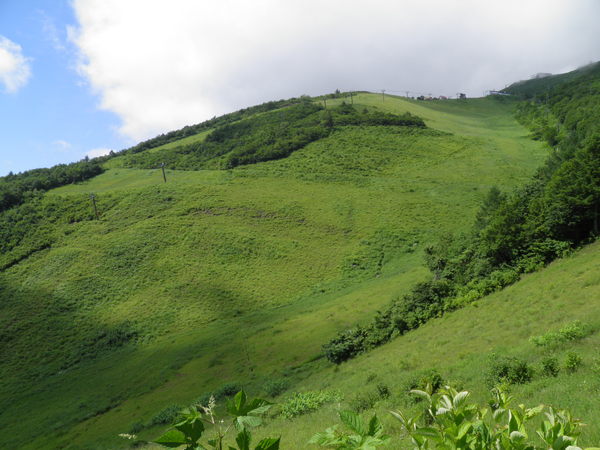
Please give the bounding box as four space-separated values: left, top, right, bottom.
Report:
503 61 600 98
0 94 548 448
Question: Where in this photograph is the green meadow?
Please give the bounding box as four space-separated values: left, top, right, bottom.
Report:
0 94 563 448
253 240 600 448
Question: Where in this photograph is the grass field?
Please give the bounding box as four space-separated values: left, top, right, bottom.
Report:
0 94 553 448
253 239 600 448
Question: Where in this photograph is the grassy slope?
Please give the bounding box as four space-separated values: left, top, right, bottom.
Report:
255 240 600 448
0 94 547 448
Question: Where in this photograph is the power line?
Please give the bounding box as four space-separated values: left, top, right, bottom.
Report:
323 88 469 100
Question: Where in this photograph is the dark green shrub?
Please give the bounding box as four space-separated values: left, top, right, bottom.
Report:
323 326 369 364
349 390 379 412
400 280 454 329
565 351 582 373
541 356 560 377
417 369 444 392
262 379 289 397
516 239 571 273
128 421 145 434
486 356 533 386
215 382 242 399
148 404 183 427
376 383 390 399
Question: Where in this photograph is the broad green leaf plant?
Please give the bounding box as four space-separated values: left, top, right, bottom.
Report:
153 390 280 450
309 410 389 449
390 384 598 450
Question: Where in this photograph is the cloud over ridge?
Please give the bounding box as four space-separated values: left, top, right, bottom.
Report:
70 0 600 142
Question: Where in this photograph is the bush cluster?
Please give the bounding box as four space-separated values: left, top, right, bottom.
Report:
279 390 342 419
565 351 583 373
349 383 391 412
148 404 184 427
541 356 560 377
530 321 589 347
486 355 533 387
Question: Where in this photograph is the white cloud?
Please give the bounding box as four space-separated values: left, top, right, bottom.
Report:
0 36 31 93
70 0 600 142
86 147 112 158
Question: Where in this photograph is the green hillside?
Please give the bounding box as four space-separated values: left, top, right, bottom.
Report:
254 239 600 447
503 61 600 99
0 92 570 448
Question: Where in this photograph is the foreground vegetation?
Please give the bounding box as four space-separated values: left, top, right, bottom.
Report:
139 384 595 449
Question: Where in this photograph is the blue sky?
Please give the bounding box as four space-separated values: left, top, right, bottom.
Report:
1 0 599 177
0 0 126 176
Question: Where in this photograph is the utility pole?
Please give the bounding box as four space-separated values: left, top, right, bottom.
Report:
323 98 327 109
381 89 386 102
90 193 99 220
161 162 167 183
349 92 353 105
405 91 410 98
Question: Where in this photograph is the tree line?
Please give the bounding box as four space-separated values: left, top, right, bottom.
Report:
112 97 318 158
0 160 103 213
